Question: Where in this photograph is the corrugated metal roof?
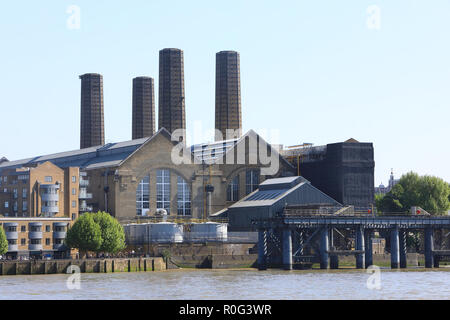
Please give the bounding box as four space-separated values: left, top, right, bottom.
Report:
0 137 149 172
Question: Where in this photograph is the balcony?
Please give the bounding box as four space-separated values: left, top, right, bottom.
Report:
79 179 89 187
53 243 67 250
8 244 18 252
28 244 43 251
78 190 93 200
41 205 59 214
3 223 18 240
28 231 43 239
5 231 18 240
53 231 66 239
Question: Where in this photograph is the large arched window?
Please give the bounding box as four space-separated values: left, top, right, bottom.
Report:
177 176 191 216
227 175 239 202
246 169 259 195
136 175 149 216
156 169 170 214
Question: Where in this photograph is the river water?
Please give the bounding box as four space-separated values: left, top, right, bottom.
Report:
0 268 449 300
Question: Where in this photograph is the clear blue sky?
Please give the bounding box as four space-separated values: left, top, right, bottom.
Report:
1 1 449 185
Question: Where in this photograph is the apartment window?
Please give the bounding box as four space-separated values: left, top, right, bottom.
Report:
3 188 7 193
54 238 64 245
21 238 26 245
21 226 26 232
45 225 51 232
72 213 77 221
72 200 77 208
227 176 240 202
177 176 191 216
13 201 18 212
136 175 150 216
4 201 9 209
13 188 17 199
29 225 41 232
3 176 7 182
6 226 16 232
22 200 28 212
45 238 50 245
44 176 52 182
246 169 260 195
22 188 27 198
72 188 76 195
156 169 170 214
8 239 17 245
72 176 76 183
30 239 41 245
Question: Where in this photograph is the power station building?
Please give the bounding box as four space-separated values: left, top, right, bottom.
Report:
1 47 376 234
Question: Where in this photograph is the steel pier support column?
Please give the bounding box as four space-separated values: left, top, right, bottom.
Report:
319 227 329 269
298 231 304 256
330 255 339 269
257 229 268 270
424 228 434 269
282 229 293 270
390 226 400 269
364 229 373 269
399 230 407 269
355 226 365 269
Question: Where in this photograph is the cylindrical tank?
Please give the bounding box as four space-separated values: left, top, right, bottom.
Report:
189 222 227 242
149 223 183 243
124 223 148 245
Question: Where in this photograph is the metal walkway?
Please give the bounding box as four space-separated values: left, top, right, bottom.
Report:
253 214 450 270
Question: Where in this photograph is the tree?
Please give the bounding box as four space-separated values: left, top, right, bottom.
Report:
376 172 450 215
92 211 126 254
0 227 8 255
65 212 102 257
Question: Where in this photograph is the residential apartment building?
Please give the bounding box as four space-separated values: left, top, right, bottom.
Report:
1 217 71 259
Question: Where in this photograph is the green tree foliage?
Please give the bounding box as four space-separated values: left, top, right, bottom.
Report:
92 211 126 254
65 211 126 256
65 213 102 255
0 227 8 255
376 172 450 215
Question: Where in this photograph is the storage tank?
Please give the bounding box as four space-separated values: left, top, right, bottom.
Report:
149 223 183 243
124 223 148 245
189 222 227 242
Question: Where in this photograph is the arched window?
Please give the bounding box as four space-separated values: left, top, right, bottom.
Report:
177 176 191 216
227 175 239 201
136 175 149 216
156 169 170 214
246 169 259 195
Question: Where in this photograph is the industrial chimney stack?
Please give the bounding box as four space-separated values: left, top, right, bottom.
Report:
132 76 155 139
79 73 105 149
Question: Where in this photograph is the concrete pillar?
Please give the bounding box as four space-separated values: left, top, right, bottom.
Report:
257 229 268 270
330 255 339 269
319 227 329 269
282 229 293 270
424 228 434 269
434 255 440 268
390 226 400 269
364 229 373 269
355 226 365 269
399 230 407 269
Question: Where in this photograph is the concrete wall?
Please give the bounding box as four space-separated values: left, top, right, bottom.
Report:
0 257 166 276
170 254 257 269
